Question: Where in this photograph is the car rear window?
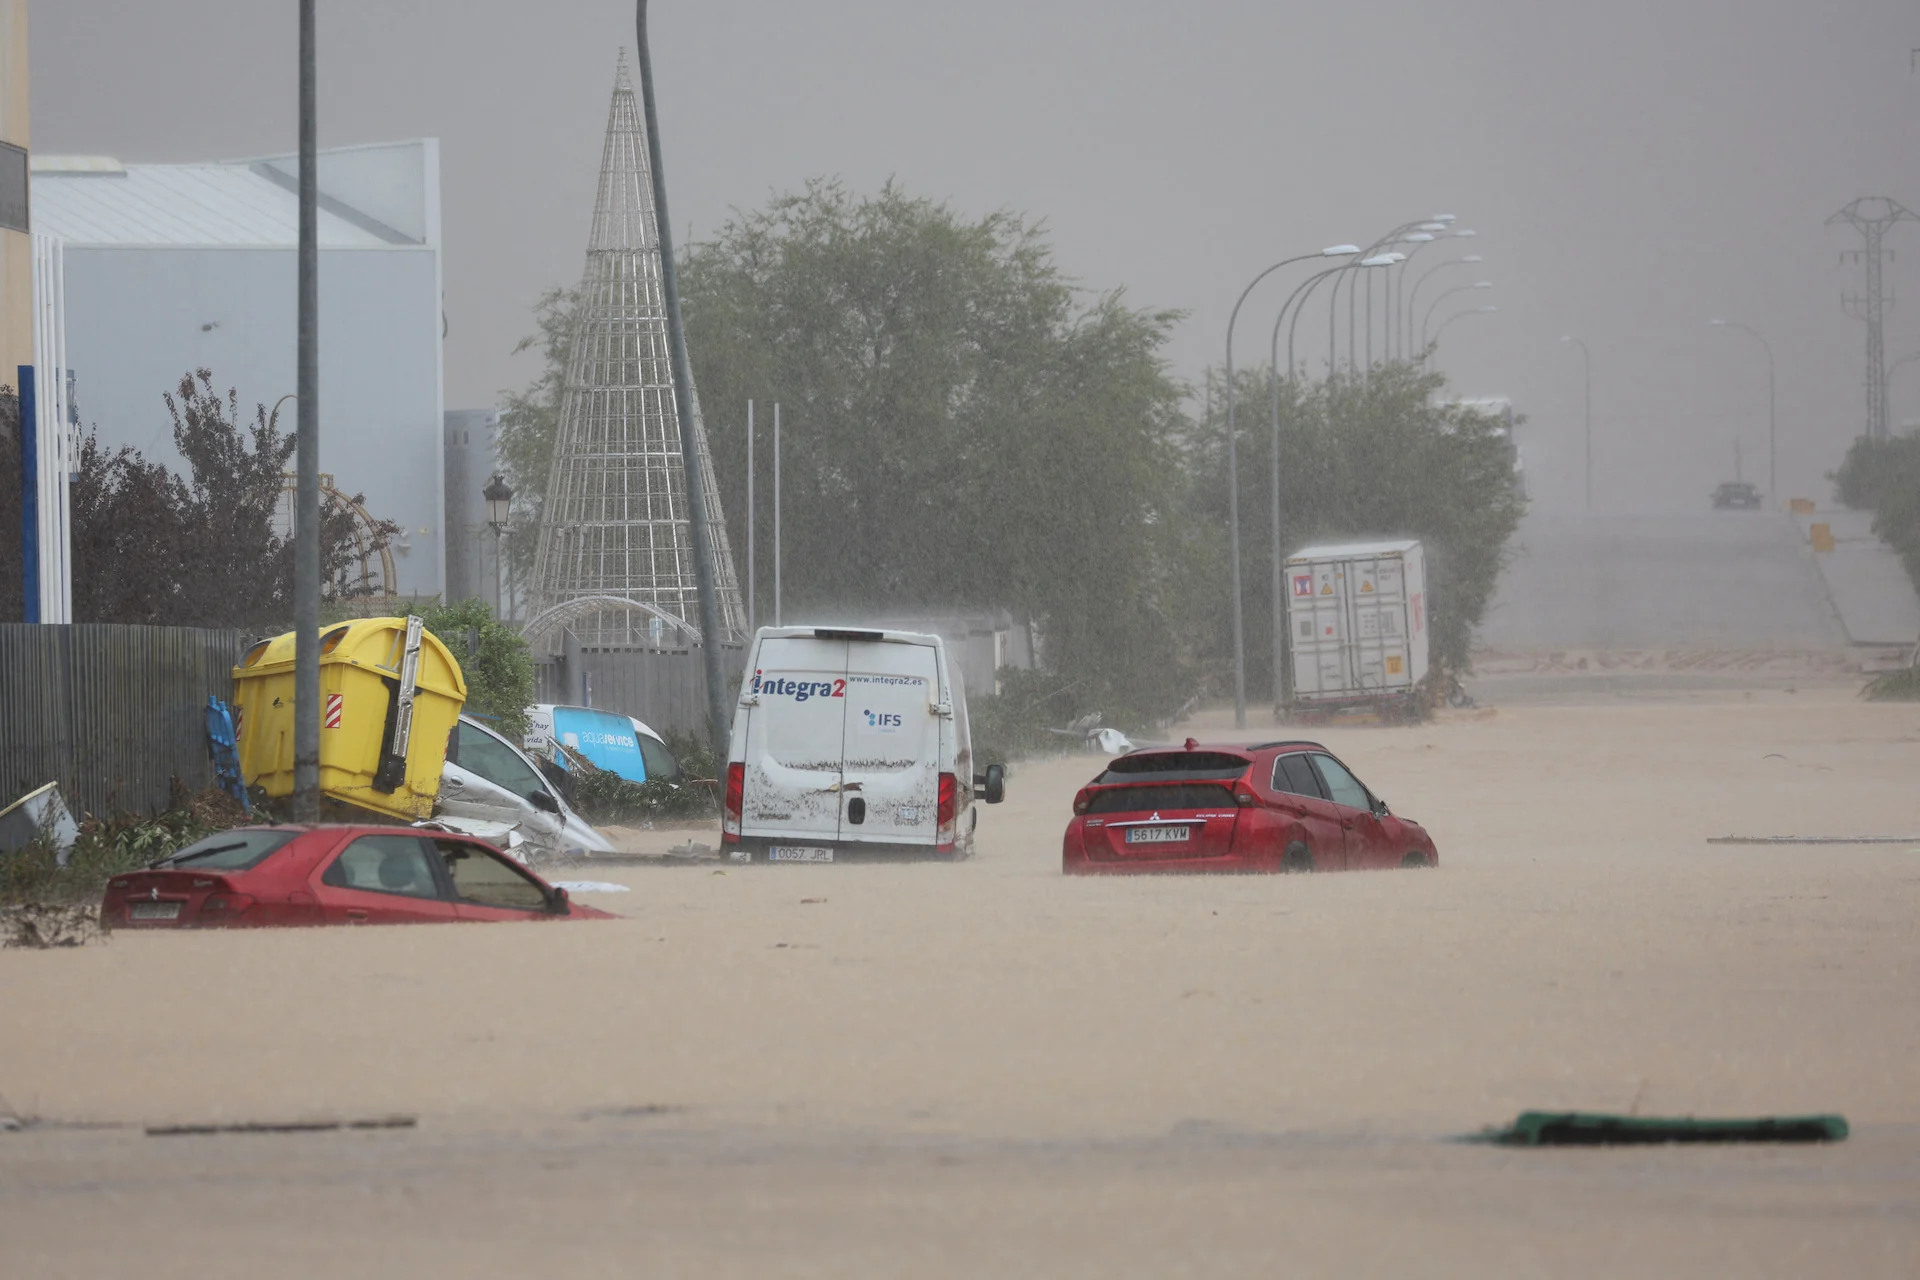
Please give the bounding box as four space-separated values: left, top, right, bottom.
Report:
1085 783 1236 814
152 828 297 871
1095 751 1248 784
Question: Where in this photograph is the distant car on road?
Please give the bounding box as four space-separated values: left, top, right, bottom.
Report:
1712 482 1762 509
1062 741 1437 874
101 826 615 928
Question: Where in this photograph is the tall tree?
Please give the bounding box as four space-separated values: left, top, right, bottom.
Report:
502 180 1195 716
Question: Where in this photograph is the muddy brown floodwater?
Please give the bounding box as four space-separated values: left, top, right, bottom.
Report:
3 688 1917 1276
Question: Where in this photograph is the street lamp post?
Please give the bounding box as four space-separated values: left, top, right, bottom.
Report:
1710 319 1777 499
1405 255 1482 354
1328 252 1403 374
1560 335 1593 513
1265 247 1359 712
1419 281 1493 349
1223 245 1358 727
483 473 513 617
292 0 321 821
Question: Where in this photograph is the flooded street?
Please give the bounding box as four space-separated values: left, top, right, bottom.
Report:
4 689 1917 1275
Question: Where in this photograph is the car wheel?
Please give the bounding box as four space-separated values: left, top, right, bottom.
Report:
1400 850 1431 869
1281 843 1314 873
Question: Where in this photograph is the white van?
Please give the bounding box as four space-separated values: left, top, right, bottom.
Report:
722 626 1006 862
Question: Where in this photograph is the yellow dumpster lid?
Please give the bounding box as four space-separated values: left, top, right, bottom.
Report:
235 617 468 700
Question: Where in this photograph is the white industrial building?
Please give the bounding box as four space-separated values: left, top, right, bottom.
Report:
30 140 448 596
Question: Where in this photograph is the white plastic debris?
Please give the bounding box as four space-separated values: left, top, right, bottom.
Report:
548 881 631 894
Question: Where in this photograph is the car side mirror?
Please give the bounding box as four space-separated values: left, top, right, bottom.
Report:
975 763 1006 805
548 886 570 915
529 790 560 814
1370 796 1390 818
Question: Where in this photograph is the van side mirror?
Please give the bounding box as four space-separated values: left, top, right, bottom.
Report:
548 886 571 915
975 763 1006 805
529 790 560 814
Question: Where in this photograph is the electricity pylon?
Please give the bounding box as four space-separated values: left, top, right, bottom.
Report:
1827 197 1918 442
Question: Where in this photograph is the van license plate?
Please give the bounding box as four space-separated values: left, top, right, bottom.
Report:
129 901 182 920
1125 826 1190 845
769 846 834 863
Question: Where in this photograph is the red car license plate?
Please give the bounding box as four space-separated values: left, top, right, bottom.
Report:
1124 825 1190 845
129 901 182 921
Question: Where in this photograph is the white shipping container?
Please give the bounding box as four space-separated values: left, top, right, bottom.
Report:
1285 539 1429 703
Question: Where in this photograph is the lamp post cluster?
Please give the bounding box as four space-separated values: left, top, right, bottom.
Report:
1217 215 1496 726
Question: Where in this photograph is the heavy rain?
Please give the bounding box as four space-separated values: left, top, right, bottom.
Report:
3 2 1918 1274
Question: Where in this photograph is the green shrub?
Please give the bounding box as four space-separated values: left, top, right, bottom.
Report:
0 784 251 907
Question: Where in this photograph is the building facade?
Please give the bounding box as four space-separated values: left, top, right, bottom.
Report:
31 140 448 596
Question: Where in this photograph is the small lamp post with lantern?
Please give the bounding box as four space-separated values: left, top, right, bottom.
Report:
482 473 514 619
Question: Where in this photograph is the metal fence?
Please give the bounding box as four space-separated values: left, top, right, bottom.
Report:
533 642 745 742
0 624 246 818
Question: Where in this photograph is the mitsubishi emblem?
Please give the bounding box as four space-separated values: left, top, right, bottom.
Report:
1150 812 1161 821
150 887 160 901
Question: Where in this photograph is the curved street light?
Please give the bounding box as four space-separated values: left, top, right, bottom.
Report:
1420 281 1493 349
1709 319 1777 499
1561 335 1593 513
1406 255 1483 351
1222 244 1362 726
1384 233 1436 361
1431 303 1496 345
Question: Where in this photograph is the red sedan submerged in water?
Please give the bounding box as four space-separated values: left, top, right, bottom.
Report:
1062 741 1438 874
102 826 616 927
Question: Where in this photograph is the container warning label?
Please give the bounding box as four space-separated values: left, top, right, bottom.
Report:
1386 656 1404 675
1361 579 1374 593
1292 574 1314 598
324 693 343 729
1321 583 1334 595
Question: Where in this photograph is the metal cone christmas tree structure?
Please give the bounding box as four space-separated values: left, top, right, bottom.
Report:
529 53 745 647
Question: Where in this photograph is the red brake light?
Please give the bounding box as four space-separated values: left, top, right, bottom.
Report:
1232 779 1257 807
199 893 257 920
936 772 957 849
1072 788 1092 816
722 762 745 843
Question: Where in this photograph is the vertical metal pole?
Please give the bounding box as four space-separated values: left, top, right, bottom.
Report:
1582 349 1592 513
636 0 732 759
1268 363 1284 713
493 528 505 615
17 366 37 624
1225 364 1244 728
746 399 755 635
293 0 322 821
773 401 782 628
1765 348 1776 499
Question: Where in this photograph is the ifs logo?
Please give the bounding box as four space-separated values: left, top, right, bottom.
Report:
863 709 903 732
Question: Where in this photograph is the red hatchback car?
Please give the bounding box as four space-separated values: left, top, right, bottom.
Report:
1062 741 1438 874
102 826 616 927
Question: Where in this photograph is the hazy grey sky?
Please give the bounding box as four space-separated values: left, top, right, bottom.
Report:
34 1 1920 512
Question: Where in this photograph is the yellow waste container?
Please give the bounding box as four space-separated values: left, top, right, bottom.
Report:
1810 523 1836 553
232 617 468 821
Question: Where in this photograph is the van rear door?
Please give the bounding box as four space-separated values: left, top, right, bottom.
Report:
841 639 942 845
739 635 848 844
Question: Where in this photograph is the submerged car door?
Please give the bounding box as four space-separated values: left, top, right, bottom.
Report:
740 634 848 843
1308 752 1390 868
840 639 943 845
314 833 460 924
1266 752 1349 870
431 838 559 921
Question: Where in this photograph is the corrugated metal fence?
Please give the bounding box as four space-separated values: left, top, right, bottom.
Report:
533 643 745 741
0 624 245 818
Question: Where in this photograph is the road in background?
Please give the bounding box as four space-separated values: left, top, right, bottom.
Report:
1478 511 1848 653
